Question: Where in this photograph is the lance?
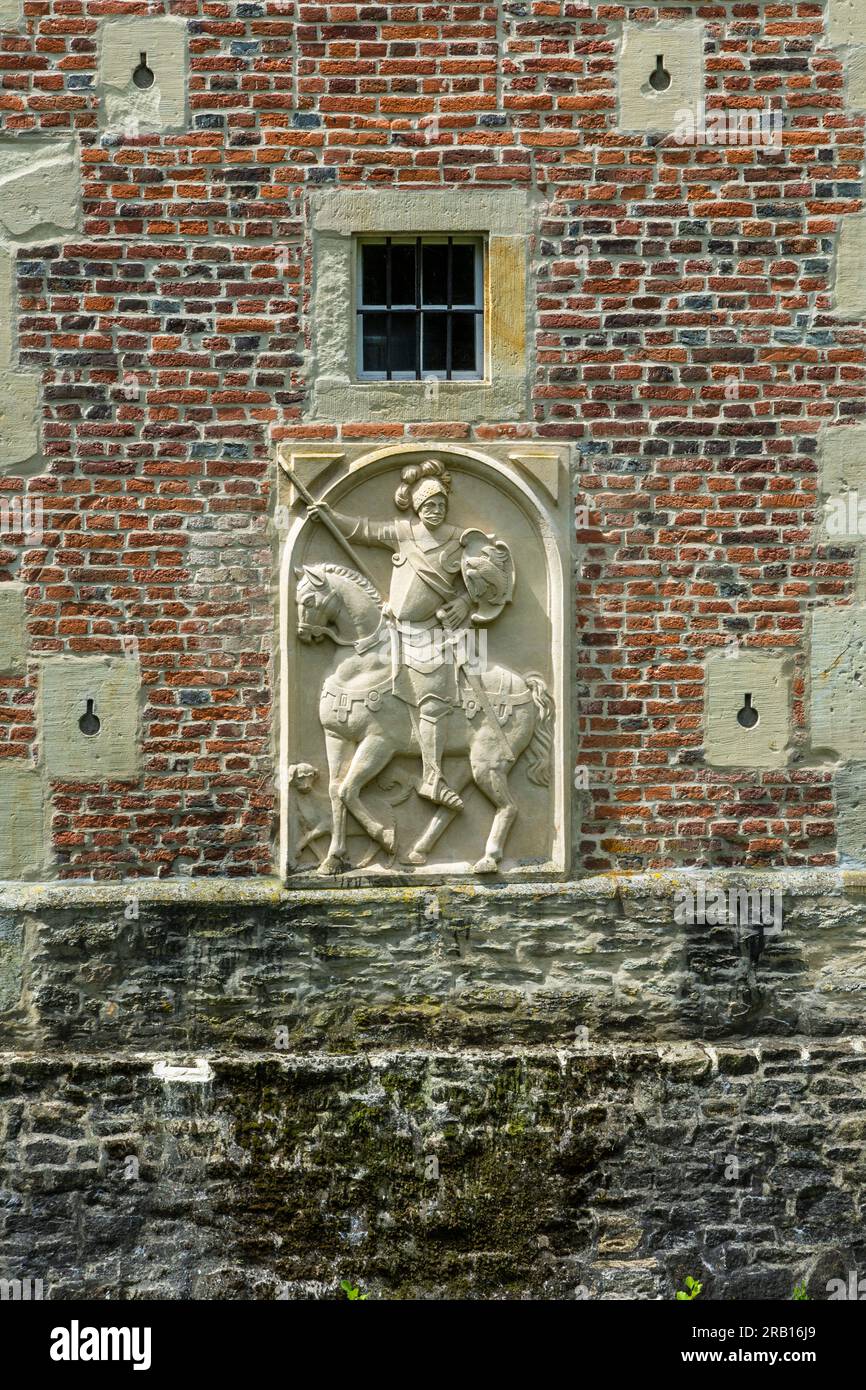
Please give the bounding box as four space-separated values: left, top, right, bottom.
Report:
284 463 383 597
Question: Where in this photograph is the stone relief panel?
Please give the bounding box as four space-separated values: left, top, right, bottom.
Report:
277 443 570 881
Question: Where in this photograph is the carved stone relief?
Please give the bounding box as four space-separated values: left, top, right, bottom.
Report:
277 443 570 881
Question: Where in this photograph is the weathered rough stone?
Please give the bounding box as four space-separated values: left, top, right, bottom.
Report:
705 654 791 769
0 370 39 472
0 136 80 244
0 765 44 880
619 22 705 132
99 17 188 134
0 915 23 1011
0 0 22 27
0 581 26 672
40 656 141 782
810 605 866 760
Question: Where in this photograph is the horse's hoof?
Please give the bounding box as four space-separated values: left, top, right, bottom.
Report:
317 856 343 876
405 850 427 866
473 855 499 874
380 827 396 855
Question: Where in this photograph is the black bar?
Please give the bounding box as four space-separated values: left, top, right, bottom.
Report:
446 236 453 381
385 237 392 380
415 236 421 380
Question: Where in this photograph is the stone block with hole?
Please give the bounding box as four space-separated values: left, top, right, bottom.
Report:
704 655 791 770
99 17 188 134
619 21 705 133
41 657 141 783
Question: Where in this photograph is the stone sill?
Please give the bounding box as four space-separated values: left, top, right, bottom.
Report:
0 866 864 911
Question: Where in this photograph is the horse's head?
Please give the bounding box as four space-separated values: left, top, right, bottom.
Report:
295 564 339 643
295 563 383 647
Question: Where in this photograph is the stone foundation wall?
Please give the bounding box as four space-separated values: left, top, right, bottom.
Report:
2 873 866 1299
3 1045 864 1301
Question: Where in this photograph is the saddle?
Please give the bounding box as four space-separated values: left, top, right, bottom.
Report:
322 666 533 726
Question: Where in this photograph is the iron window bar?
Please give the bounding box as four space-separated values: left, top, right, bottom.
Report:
358 235 483 381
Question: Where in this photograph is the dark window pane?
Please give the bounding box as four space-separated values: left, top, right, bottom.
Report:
451 244 477 305
362 244 387 305
422 243 448 304
390 311 418 373
361 312 388 373
422 313 447 373
390 242 416 305
451 313 477 371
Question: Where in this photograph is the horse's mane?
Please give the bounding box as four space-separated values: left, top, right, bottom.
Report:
316 563 381 605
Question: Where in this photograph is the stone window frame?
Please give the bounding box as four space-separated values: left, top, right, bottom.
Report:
306 188 535 423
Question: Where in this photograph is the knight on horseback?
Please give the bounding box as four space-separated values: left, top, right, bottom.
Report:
307 458 514 815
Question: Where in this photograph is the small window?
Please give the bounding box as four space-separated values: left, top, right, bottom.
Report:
356 235 484 381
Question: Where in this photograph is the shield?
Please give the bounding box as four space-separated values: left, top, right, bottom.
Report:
459 528 515 624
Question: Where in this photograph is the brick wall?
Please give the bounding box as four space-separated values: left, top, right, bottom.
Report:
0 1 861 877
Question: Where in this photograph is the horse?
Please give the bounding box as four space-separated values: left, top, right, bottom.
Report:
294 562 553 876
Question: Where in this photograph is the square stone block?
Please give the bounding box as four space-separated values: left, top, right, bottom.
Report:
0 246 13 371
0 1 22 28
819 423 866 540
619 21 705 133
811 606 866 761
0 136 81 245
41 657 141 782
834 212 866 318
0 370 39 473
835 762 866 864
0 583 26 673
99 17 188 134
705 655 791 770
829 0 866 48
847 48 866 109
0 763 44 879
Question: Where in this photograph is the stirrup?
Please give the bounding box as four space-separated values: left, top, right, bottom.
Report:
418 774 463 811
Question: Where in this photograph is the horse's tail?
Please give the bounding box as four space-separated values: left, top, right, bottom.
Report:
524 674 554 787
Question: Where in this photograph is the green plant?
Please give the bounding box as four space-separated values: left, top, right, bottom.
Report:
792 1283 809 1301
676 1276 703 1301
340 1279 368 1301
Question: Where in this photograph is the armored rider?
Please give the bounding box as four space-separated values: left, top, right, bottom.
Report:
309 458 514 813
